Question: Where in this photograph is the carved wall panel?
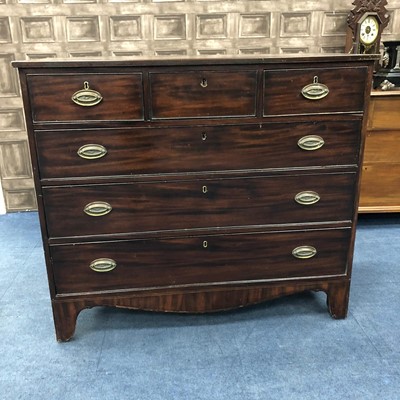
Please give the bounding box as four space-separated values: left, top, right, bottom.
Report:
20 17 56 42
0 17 11 43
1 0 400 211
110 16 142 41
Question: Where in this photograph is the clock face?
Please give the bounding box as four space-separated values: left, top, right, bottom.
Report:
359 15 379 45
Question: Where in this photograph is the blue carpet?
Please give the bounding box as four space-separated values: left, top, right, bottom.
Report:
0 212 399 399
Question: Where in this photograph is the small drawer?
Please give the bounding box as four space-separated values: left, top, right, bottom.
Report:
27 73 144 122
264 67 368 116
150 70 257 119
35 119 361 180
42 173 356 238
50 228 351 294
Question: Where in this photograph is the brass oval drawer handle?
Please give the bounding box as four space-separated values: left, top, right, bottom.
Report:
297 135 325 151
301 76 329 100
77 144 107 160
89 258 117 273
295 191 321 206
292 246 317 259
72 81 103 107
84 201 112 217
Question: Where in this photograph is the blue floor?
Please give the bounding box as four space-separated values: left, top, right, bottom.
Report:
0 212 399 399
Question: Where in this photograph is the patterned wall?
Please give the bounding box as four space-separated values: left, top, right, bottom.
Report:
1 0 400 211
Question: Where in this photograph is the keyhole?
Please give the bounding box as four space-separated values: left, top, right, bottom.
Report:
203 240 208 248
202 185 208 194
200 78 208 88
202 132 207 141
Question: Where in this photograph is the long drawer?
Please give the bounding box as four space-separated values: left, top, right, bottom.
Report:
42 173 356 238
264 67 368 116
51 228 351 295
27 73 144 122
35 120 362 180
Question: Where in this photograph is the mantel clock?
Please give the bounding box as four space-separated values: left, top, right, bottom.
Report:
345 0 390 55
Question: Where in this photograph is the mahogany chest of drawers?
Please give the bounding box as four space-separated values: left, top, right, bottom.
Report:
13 54 375 341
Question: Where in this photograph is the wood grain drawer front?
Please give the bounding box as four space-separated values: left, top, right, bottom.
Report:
150 71 257 119
264 67 368 116
51 228 351 294
27 73 144 122
35 120 361 180
364 130 400 163
360 163 400 210
368 96 400 130
42 173 356 238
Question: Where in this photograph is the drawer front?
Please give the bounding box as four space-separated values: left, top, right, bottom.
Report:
35 120 361 179
51 228 351 294
43 173 356 238
264 67 368 116
368 96 400 130
27 73 144 122
360 163 400 210
364 130 400 163
150 70 257 119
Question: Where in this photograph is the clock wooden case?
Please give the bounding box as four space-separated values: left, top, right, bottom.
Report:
345 0 390 55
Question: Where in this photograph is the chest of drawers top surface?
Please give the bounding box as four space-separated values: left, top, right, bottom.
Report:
15 54 375 124
13 54 375 341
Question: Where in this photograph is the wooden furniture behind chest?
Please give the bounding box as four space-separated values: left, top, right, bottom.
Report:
359 90 400 213
13 54 375 341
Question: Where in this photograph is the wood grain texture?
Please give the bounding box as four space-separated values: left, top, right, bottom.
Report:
35 120 362 180
14 55 375 340
150 70 257 118
42 173 356 238
50 227 351 294
52 278 350 342
27 73 144 122
13 54 378 69
367 94 400 130
359 92 400 212
360 164 400 212
264 66 368 115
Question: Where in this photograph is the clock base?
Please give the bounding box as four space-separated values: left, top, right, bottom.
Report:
373 71 400 89
374 41 400 89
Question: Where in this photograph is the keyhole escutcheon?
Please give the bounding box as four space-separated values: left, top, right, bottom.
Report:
200 78 208 88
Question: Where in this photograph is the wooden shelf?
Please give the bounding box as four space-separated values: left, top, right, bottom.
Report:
359 90 400 213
